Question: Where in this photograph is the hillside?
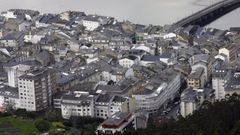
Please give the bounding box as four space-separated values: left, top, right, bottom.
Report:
124 94 240 135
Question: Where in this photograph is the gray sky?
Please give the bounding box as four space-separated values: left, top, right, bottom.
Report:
0 0 238 29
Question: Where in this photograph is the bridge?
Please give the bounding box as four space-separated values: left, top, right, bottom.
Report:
171 0 240 29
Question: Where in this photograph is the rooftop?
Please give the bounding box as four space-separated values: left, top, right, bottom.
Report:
225 71 240 91
101 112 132 128
0 85 18 98
141 55 160 61
112 95 127 103
181 87 214 102
19 68 48 80
61 92 94 106
188 67 205 79
1 32 24 40
95 93 112 103
190 54 211 65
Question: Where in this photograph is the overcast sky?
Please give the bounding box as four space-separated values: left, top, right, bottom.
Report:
0 0 238 29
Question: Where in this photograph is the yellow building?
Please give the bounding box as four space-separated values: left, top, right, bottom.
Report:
187 67 205 89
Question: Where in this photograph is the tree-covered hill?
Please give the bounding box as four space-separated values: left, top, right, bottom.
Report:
124 94 240 135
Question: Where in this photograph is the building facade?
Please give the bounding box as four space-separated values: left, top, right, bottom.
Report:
132 71 181 114
61 91 95 119
180 87 214 117
18 68 56 111
6 64 31 88
187 67 205 89
96 112 136 135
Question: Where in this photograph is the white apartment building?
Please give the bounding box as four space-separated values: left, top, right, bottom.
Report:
61 91 95 119
132 70 181 114
18 68 56 111
95 94 115 119
82 19 100 31
5 64 31 88
1 11 17 20
81 15 111 31
110 95 136 116
212 69 229 100
95 94 136 119
100 68 129 83
0 85 20 110
180 87 214 117
212 65 240 100
118 56 138 68
219 44 240 63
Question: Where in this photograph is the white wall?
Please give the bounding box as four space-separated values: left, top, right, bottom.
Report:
7 65 31 88
180 102 196 117
219 48 230 62
82 20 100 31
212 78 225 100
61 102 94 119
119 58 135 68
24 34 45 44
2 11 16 19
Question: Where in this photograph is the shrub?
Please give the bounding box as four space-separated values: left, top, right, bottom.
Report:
34 119 50 132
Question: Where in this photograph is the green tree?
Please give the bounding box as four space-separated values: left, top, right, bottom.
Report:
15 109 27 117
231 121 240 135
34 119 50 132
45 110 62 122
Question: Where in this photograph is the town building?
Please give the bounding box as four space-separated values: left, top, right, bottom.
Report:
61 91 95 119
212 68 229 100
118 55 138 68
219 44 240 63
189 54 213 82
132 69 181 114
5 63 31 88
95 94 136 119
18 68 56 111
0 32 24 47
180 87 214 117
0 85 19 110
187 67 205 89
96 112 136 135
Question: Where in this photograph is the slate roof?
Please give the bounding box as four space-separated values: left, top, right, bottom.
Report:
95 94 112 103
0 85 18 98
141 55 160 61
102 112 132 127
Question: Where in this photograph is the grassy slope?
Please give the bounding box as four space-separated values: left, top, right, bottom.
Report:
0 116 38 135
